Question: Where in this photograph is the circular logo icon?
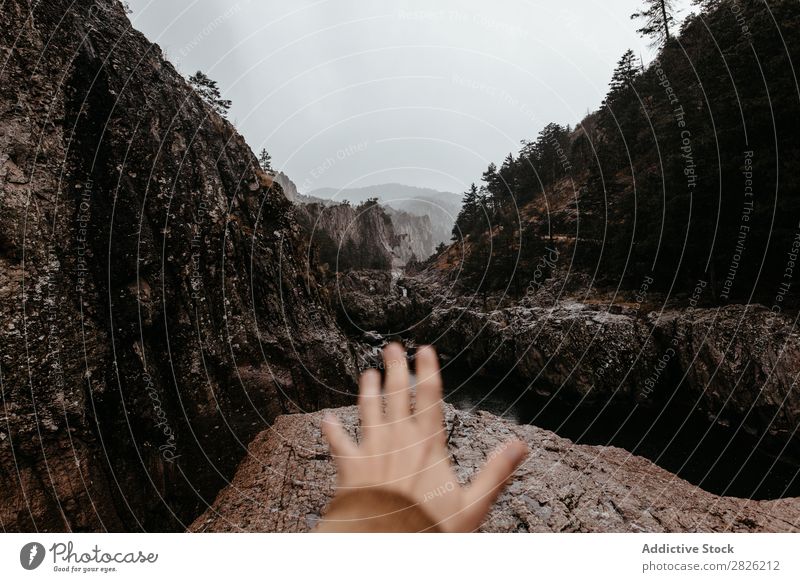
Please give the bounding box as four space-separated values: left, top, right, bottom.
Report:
20 542 46 570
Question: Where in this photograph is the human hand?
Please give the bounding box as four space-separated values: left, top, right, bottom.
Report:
321 343 529 532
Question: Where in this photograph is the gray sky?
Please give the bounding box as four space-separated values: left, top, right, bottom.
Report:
128 0 693 193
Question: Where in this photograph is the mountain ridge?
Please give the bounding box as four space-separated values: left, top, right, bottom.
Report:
308 183 462 249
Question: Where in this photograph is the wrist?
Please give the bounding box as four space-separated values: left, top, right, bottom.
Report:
315 487 440 533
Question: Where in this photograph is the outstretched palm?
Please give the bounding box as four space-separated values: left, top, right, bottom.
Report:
322 343 528 532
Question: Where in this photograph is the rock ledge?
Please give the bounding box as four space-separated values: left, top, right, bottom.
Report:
190 405 800 532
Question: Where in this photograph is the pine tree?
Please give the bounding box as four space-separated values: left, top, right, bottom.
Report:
532 123 570 183
188 71 232 117
608 50 638 96
631 0 676 48
602 49 640 113
596 49 642 169
493 155 517 213
258 148 273 172
691 0 720 10
453 183 481 239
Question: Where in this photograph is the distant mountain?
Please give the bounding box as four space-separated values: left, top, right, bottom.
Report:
307 184 462 248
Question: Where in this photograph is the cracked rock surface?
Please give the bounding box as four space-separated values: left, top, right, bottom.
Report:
190 404 800 533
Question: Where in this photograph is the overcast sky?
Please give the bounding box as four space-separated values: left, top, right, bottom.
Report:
127 0 693 194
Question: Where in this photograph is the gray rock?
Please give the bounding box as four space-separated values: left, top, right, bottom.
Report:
394 279 800 448
189 404 800 532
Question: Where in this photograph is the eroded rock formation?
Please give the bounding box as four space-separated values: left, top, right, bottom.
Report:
333 275 800 450
190 404 800 532
0 0 356 531
385 207 434 262
273 171 299 201
307 183 461 250
297 199 426 269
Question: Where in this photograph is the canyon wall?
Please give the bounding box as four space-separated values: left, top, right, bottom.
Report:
308 184 461 250
0 0 356 531
273 171 299 201
386 206 435 262
296 199 432 269
332 274 800 453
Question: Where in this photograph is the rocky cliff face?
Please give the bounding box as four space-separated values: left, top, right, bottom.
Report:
425 301 800 448
651 307 800 442
332 275 800 455
189 404 800 532
297 199 426 269
386 206 434 262
308 183 461 249
273 171 298 201
387 195 460 250
0 0 356 532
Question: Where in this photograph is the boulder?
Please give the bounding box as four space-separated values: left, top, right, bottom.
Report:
652 304 800 441
190 404 800 533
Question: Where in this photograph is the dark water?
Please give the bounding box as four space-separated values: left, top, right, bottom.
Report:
441 369 800 500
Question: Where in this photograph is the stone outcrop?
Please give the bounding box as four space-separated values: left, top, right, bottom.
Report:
297 199 424 269
650 305 800 441
332 274 800 451
189 404 800 532
0 0 357 532
326 269 416 335
308 183 461 249
416 301 662 402
273 171 299 201
385 207 435 262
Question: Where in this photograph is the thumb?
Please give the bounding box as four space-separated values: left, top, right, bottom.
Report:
462 440 528 529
